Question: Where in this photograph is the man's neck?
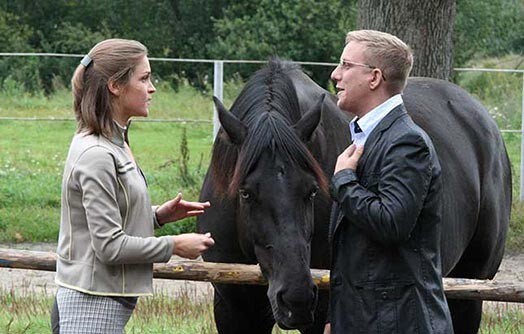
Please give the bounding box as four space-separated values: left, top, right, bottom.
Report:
357 91 394 118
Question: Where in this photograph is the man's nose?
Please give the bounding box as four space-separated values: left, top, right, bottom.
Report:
330 67 340 81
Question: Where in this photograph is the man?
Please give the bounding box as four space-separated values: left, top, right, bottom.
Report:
324 30 453 333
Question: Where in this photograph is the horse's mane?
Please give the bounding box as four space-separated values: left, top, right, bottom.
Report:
210 58 327 198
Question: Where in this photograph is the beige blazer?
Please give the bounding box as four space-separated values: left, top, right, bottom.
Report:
55 124 173 296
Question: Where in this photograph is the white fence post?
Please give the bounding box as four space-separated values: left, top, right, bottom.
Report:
213 61 224 140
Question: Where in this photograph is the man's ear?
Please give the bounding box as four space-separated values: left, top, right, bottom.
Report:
108 79 122 97
369 69 382 90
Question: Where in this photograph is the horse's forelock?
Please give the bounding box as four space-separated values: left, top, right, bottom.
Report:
228 112 327 197
211 59 326 198
231 59 301 124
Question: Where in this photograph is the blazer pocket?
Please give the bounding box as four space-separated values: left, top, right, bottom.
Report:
374 283 419 334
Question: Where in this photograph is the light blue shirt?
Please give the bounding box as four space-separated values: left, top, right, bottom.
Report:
350 94 404 147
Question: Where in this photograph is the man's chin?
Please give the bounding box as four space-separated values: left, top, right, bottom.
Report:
337 101 351 113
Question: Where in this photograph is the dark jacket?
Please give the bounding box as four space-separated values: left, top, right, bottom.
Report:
328 105 453 333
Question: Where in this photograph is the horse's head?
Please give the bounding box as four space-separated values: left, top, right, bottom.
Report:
210 63 328 329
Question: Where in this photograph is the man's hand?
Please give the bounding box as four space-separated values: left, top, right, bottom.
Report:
323 323 331 334
334 144 364 174
156 193 211 225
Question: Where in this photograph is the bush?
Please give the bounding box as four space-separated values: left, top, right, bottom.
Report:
37 22 112 93
455 54 524 129
0 10 43 92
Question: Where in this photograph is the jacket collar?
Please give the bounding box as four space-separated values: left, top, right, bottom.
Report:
357 104 408 170
350 94 403 146
369 103 407 137
109 120 131 147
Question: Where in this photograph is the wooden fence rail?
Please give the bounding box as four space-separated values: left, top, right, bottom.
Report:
1 248 523 303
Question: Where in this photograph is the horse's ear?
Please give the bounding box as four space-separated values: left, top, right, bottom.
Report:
214 96 247 145
294 93 324 142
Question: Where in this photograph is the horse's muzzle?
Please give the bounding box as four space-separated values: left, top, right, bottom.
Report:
273 283 318 330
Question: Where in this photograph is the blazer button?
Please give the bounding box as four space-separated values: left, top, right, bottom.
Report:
382 292 388 300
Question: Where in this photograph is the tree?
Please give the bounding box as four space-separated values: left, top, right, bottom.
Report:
358 0 456 80
209 0 357 87
1 0 521 92
0 10 41 92
454 0 524 66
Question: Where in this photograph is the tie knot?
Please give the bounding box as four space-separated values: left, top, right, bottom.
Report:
354 122 362 134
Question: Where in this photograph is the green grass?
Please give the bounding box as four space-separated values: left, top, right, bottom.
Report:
479 303 524 334
0 80 243 120
0 288 521 333
0 120 213 242
0 56 523 249
0 288 299 334
0 79 240 241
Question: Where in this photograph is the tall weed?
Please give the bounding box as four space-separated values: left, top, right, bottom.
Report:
456 54 524 130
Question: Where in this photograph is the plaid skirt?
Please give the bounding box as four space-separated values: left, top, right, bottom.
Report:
55 286 135 334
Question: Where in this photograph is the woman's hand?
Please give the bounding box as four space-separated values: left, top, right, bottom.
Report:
172 232 215 259
156 193 211 225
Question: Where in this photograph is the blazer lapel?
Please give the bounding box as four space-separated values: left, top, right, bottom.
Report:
357 104 408 169
331 105 408 239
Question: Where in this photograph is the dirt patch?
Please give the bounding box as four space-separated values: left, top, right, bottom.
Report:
491 251 524 282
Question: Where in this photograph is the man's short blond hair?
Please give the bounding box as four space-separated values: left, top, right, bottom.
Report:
346 30 413 93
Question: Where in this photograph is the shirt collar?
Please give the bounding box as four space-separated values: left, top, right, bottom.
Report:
350 94 403 146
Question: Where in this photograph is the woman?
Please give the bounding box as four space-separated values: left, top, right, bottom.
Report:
51 39 215 333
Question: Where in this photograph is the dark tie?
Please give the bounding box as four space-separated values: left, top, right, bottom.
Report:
354 122 362 133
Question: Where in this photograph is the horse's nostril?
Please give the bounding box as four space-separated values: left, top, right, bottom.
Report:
278 285 317 311
276 289 285 308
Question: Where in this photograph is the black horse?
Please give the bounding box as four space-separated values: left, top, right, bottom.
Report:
197 59 511 334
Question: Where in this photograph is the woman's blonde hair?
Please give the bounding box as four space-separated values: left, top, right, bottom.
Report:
71 38 147 136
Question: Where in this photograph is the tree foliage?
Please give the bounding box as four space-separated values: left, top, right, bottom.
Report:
0 0 521 93
454 0 523 65
209 0 357 86
0 10 41 92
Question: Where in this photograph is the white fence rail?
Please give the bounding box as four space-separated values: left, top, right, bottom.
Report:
1 53 523 199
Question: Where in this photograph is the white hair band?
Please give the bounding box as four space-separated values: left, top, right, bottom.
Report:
80 54 92 67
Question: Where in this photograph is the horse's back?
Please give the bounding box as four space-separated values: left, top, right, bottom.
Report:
404 77 511 277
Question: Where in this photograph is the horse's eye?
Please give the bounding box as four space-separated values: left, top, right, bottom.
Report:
309 186 319 200
239 189 251 201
